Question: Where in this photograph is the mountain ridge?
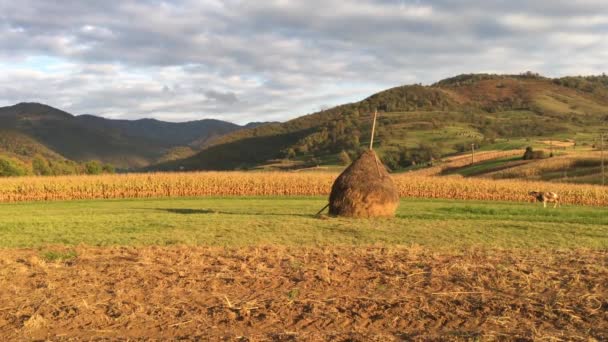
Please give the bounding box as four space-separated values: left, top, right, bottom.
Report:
151 73 608 171
0 102 267 170
2 72 607 174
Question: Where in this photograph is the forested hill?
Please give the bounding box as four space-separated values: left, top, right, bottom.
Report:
153 73 608 171
0 103 260 175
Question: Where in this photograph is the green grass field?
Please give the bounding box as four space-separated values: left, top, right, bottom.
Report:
1 197 606 249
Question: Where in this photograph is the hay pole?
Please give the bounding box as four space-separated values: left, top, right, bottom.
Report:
315 203 330 216
369 109 378 150
369 109 382 176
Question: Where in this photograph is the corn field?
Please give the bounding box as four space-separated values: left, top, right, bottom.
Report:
0 171 606 206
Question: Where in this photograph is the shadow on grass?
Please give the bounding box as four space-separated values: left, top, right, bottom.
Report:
161 208 216 215
152 208 316 218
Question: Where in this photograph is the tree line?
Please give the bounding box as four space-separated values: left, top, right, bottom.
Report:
0 155 115 177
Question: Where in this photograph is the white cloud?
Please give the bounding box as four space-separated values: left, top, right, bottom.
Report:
550 32 603 46
501 14 554 31
0 0 606 124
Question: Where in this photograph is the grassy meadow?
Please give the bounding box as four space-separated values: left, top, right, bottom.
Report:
1 197 607 249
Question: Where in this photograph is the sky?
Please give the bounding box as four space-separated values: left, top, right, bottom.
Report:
0 1 607 124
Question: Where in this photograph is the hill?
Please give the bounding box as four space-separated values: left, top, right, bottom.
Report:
441 149 607 185
0 103 255 170
153 73 608 171
0 129 66 162
76 115 241 148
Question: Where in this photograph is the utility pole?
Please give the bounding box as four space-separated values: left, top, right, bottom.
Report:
471 143 475 164
369 109 378 150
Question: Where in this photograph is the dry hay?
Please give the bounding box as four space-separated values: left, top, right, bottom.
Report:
0 246 606 341
329 150 400 218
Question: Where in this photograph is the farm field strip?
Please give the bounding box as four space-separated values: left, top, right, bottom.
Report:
1 197 607 249
1 246 606 340
484 152 604 178
0 171 607 206
1 192 606 340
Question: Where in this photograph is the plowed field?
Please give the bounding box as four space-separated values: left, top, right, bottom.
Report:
1 247 606 341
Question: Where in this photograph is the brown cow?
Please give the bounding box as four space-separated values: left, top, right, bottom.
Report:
528 191 559 208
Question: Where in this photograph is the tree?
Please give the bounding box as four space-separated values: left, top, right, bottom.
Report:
523 146 545 160
0 157 26 177
49 160 79 175
102 163 115 174
296 145 309 154
32 156 52 176
85 160 103 175
338 150 351 165
483 130 497 144
397 147 414 168
285 148 296 160
523 146 534 160
382 150 400 170
418 143 442 163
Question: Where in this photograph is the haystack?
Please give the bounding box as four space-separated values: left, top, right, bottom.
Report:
328 150 399 218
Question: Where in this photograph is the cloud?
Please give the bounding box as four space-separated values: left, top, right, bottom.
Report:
204 90 239 105
0 0 606 123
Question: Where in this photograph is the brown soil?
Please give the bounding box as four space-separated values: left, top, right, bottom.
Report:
0 247 606 341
